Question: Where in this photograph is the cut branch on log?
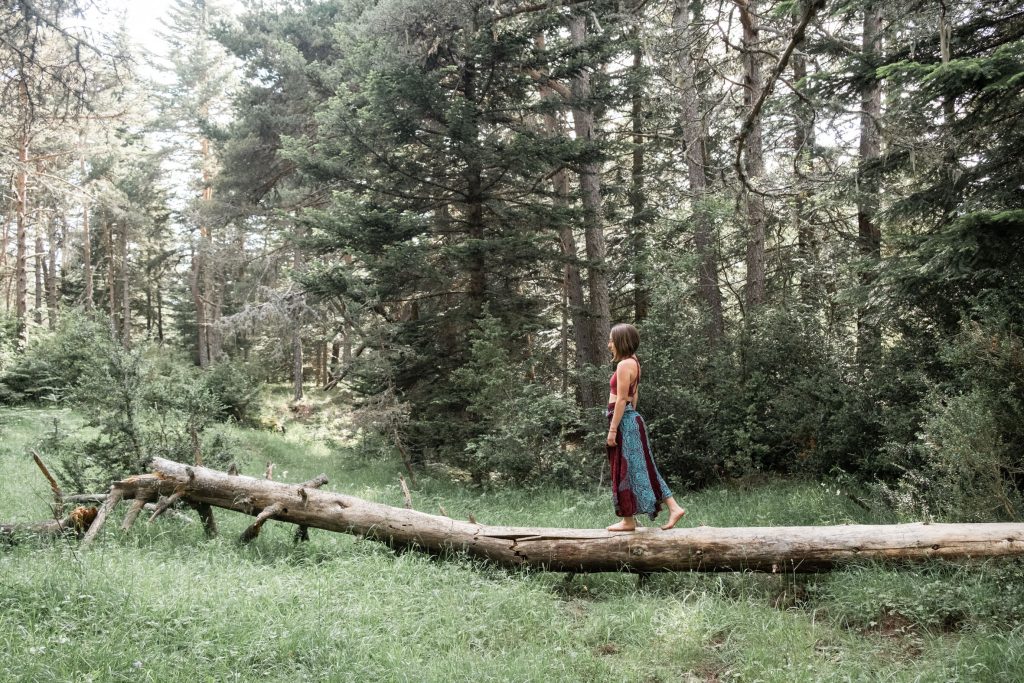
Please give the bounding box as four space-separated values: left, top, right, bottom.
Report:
240 503 284 543
148 490 186 523
81 487 123 548
400 476 413 510
75 458 1024 573
121 497 148 531
31 450 64 518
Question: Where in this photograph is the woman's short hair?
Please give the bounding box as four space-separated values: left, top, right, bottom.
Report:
610 323 640 361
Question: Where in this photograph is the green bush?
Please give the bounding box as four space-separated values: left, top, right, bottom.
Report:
452 312 584 487
202 359 263 424
638 305 884 488
32 339 239 492
879 318 1024 521
0 311 112 403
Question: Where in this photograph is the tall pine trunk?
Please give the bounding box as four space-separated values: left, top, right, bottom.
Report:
15 119 29 342
46 214 59 327
80 141 94 310
569 13 611 389
104 217 117 328
792 3 818 306
292 331 303 401
856 2 883 366
629 33 649 323
462 50 487 319
535 33 596 408
737 0 767 310
190 244 209 367
674 0 724 344
119 216 130 345
34 226 43 326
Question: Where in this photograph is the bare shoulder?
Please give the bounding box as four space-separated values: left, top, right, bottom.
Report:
615 358 639 374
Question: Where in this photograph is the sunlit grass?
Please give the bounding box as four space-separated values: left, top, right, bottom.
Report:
3 403 1024 682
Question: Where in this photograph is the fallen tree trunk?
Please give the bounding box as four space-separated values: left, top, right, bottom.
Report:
77 458 1024 573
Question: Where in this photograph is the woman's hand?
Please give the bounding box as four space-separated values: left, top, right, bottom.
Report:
606 429 617 447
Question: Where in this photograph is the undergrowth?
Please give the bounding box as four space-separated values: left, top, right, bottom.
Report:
2 404 1023 682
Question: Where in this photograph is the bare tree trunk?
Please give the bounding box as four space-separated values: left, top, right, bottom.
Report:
156 286 164 342
569 13 611 367
792 3 818 306
629 34 649 323
191 244 209 368
104 216 117 327
534 33 597 407
46 214 58 327
34 227 43 325
856 2 883 366
737 0 767 310
292 331 303 401
15 124 29 342
80 145 93 310
1 207 9 313
314 341 322 387
675 0 725 344
119 216 130 345
461 42 487 319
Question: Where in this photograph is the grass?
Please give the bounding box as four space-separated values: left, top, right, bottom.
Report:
2 401 1024 682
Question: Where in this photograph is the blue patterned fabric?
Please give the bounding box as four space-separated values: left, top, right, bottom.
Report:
608 403 672 520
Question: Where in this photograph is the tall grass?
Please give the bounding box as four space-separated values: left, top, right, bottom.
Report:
2 404 1023 682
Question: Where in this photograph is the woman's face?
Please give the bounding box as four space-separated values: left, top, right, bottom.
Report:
607 333 616 359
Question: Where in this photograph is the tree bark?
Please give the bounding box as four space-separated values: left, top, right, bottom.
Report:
674 0 724 344
15 122 29 341
292 330 303 401
46 214 58 327
568 13 611 372
191 244 209 367
736 0 767 310
119 214 130 345
856 1 883 367
792 2 819 306
535 33 597 409
80 147 94 310
461 42 487 320
87 458 1024 573
629 34 649 323
34 227 44 325
104 215 117 326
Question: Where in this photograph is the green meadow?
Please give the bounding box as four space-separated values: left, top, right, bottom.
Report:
2 403 1023 683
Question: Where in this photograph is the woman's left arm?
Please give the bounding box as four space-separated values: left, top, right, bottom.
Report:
607 361 632 446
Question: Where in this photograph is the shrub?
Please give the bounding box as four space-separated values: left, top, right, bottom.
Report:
36 338 239 492
878 318 1024 521
0 311 112 403
452 312 584 487
202 359 263 425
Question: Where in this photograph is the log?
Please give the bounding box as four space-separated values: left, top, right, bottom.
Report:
107 458 1024 573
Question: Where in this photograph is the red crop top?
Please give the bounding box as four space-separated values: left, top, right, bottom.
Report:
609 357 640 397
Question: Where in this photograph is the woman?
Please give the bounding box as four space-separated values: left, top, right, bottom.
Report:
605 323 687 532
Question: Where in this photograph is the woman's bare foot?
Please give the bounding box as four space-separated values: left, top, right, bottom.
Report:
606 520 636 532
660 507 686 530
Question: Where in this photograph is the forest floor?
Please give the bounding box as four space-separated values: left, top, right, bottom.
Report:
2 396 1024 682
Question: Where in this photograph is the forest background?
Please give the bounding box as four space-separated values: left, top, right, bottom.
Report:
1 0 1023 523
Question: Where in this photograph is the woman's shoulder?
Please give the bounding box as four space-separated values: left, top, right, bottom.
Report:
615 356 640 371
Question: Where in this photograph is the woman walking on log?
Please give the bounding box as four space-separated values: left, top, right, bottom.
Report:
606 323 687 532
